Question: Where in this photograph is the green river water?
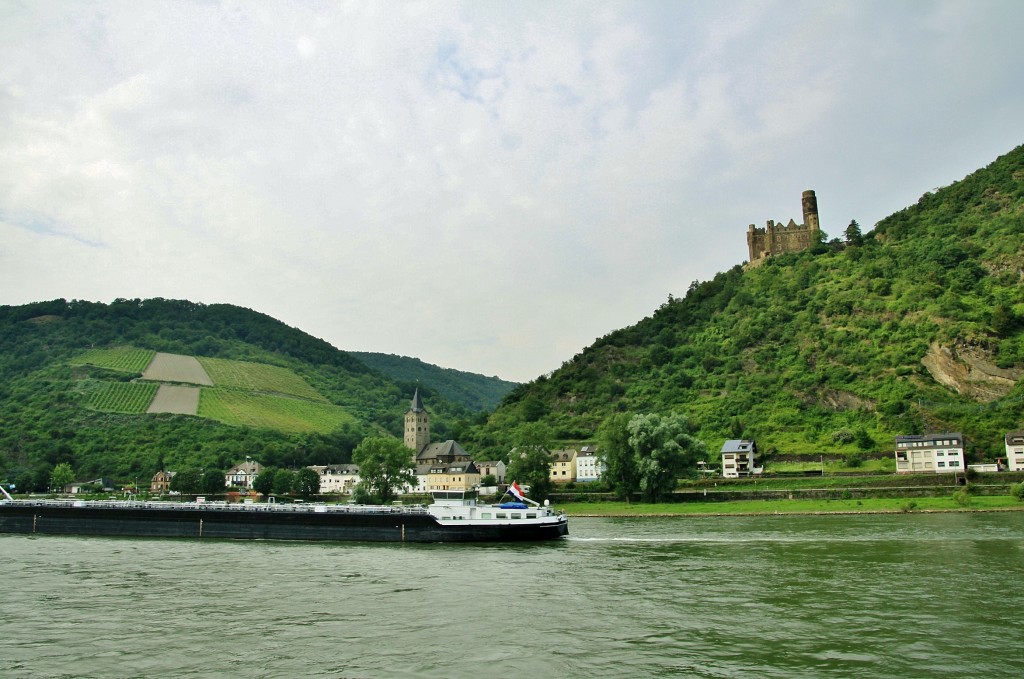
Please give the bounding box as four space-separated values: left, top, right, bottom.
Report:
2 512 1022 678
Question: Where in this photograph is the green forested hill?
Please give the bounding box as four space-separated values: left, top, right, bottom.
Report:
350 351 518 412
471 145 1024 461
0 299 475 488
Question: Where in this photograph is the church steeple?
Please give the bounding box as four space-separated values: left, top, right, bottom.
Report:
404 387 430 452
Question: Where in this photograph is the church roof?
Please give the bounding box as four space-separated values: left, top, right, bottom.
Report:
416 440 469 463
409 387 425 413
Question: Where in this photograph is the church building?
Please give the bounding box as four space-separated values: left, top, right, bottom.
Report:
403 388 472 467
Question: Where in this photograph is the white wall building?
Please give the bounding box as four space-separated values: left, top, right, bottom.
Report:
309 464 361 495
1005 431 1024 472
225 460 262 489
720 440 760 478
576 446 605 482
894 433 966 474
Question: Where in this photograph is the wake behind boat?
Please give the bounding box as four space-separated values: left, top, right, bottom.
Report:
0 486 568 543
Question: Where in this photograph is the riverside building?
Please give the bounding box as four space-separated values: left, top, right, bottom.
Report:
894 433 966 474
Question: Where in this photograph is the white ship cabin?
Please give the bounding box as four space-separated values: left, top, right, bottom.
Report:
428 490 555 523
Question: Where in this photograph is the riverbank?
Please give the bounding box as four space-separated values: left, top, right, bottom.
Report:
562 494 1024 517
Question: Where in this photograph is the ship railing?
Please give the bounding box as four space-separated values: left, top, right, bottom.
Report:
3 499 431 515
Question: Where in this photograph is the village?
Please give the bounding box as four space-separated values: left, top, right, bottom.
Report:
130 391 1024 500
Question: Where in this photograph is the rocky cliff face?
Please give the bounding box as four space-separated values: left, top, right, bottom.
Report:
922 341 1022 401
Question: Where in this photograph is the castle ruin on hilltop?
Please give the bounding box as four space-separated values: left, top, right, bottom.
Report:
746 190 820 266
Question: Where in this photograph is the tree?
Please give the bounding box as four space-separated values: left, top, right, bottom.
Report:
627 413 705 503
294 468 320 499
351 437 415 504
272 469 295 495
252 467 277 496
49 462 74 493
844 220 864 246
598 412 706 503
505 422 555 501
170 468 202 496
597 412 639 502
200 469 226 495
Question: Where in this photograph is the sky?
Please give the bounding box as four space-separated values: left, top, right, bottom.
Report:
2 1 1022 382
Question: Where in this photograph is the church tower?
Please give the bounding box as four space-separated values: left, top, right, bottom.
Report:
404 388 430 453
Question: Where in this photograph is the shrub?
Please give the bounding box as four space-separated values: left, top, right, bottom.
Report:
831 428 855 444
952 488 971 507
1011 482 1024 502
899 500 918 513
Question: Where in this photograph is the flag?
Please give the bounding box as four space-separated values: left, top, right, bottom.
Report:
508 481 526 502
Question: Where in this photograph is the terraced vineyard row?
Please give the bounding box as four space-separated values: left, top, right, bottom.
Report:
71 347 156 373
198 389 354 434
197 357 324 401
87 382 159 413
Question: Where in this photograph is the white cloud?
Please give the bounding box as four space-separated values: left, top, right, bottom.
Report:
2 0 1023 381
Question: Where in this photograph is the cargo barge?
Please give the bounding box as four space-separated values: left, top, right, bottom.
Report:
0 489 568 543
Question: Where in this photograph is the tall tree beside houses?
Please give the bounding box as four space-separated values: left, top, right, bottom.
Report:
353 436 416 504
598 412 706 503
505 422 555 501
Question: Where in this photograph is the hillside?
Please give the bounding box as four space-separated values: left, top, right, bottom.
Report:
350 351 518 412
470 145 1024 461
0 299 476 487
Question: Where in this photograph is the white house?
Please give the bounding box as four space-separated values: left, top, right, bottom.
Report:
1005 431 1024 472
576 446 605 482
225 460 262 489
407 464 433 494
309 464 361 495
894 433 966 474
720 440 760 478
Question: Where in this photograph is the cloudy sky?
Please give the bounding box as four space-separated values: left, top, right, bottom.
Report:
2 1 1022 382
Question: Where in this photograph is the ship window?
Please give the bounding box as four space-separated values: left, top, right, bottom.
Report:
481 513 492 519
526 513 537 519
511 513 522 520
496 513 507 519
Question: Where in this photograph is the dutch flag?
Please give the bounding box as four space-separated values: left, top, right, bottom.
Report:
508 481 527 502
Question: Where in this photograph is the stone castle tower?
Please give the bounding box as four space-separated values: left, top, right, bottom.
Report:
746 190 821 265
404 387 430 453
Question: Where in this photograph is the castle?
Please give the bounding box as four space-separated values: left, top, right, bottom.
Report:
746 190 820 265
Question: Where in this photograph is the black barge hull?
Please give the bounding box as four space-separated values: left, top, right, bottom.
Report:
0 502 569 543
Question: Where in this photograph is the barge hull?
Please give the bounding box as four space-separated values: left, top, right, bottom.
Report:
0 504 568 543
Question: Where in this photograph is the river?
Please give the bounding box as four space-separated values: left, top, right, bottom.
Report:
2 512 1022 678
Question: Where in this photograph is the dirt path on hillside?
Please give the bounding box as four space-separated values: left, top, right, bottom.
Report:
147 384 201 415
143 352 213 385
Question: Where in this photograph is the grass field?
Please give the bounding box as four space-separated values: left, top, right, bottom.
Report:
87 382 159 413
71 347 155 373
197 357 324 401
198 388 354 433
562 495 1024 516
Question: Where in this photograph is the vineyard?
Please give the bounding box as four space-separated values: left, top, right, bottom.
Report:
198 357 324 401
87 382 159 413
198 389 354 434
69 347 344 433
71 347 155 373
